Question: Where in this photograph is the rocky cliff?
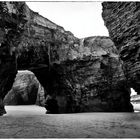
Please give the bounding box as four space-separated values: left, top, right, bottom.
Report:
49 36 133 113
0 2 27 115
0 2 78 114
102 2 140 95
0 2 133 114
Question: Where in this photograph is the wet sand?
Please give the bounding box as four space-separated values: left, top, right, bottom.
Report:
0 105 139 138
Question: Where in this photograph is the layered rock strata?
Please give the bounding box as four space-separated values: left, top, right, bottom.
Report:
102 2 140 95
0 2 133 114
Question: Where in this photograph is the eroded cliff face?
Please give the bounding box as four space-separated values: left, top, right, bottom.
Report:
0 2 133 114
0 2 78 114
49 36 133 113
16 3 78 91
0 2 27 115
102 2 140 95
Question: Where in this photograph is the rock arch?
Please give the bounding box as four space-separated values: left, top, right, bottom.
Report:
0 2 133 115
4 70 45 106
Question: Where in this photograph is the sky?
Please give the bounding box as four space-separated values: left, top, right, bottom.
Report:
26 2 109 38
131 88 137 96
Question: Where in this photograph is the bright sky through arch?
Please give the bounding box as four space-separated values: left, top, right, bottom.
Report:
26 2 109 38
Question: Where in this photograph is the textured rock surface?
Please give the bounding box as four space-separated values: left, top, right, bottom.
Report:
0 2 27 115
0 2 78 114
46 36 133 113
102 2 140 95
0 2 133 114
4 70 45 106
16 2 78 91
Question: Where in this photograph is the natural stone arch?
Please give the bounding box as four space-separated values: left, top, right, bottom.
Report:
0 1 77 115
0 2 134 115
4 70 45 106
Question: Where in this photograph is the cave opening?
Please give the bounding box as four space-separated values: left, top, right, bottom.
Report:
130 88 140 112
4 70 46 107
130 88 137 97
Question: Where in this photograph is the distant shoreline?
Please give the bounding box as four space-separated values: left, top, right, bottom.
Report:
131 103 140 112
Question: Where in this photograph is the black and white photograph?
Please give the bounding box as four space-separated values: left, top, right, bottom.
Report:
0 0 140 138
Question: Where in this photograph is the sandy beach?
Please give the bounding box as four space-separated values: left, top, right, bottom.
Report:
0 105 139 138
